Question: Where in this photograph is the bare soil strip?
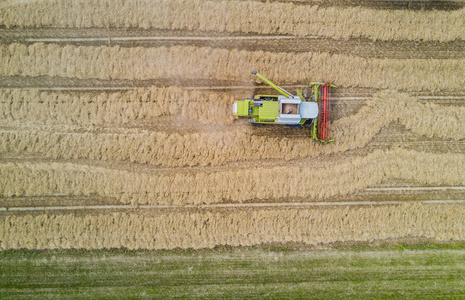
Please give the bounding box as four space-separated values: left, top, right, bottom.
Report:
1 0 463 42
2 44 463 91
1 202 464 250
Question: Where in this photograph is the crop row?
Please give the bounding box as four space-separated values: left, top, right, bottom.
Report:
0 87 235 126
1 0 463 41
1 149 464 205
1 202 464 250
1 43 464 91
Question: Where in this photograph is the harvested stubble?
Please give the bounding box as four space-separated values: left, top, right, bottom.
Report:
2 90 464 168
1 202 465 250
0 87 234 126
1 0 464 42
1 149 464 205
1 43 464 91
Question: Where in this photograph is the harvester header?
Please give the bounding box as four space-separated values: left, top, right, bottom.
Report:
232 71 336 142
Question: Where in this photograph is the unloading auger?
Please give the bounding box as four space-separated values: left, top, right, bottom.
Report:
232 71 336 142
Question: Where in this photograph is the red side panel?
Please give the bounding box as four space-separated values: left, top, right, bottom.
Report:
317 85 331 140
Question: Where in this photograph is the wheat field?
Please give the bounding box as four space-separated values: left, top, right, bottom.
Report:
1 0 465 253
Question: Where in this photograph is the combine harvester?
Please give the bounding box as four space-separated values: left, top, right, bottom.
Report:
232 71 336 142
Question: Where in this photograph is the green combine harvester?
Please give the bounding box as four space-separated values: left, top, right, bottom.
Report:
232 71 336 142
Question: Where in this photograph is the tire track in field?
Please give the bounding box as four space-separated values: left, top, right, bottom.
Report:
2 200 465 213
4 186 465 208
1 0 464 42
1 149 465 205
2 44 464 91
1 202 465 250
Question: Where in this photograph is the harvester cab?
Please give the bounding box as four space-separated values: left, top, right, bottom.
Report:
232 71 336 142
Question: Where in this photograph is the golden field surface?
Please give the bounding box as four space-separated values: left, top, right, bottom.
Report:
1 0 465 253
